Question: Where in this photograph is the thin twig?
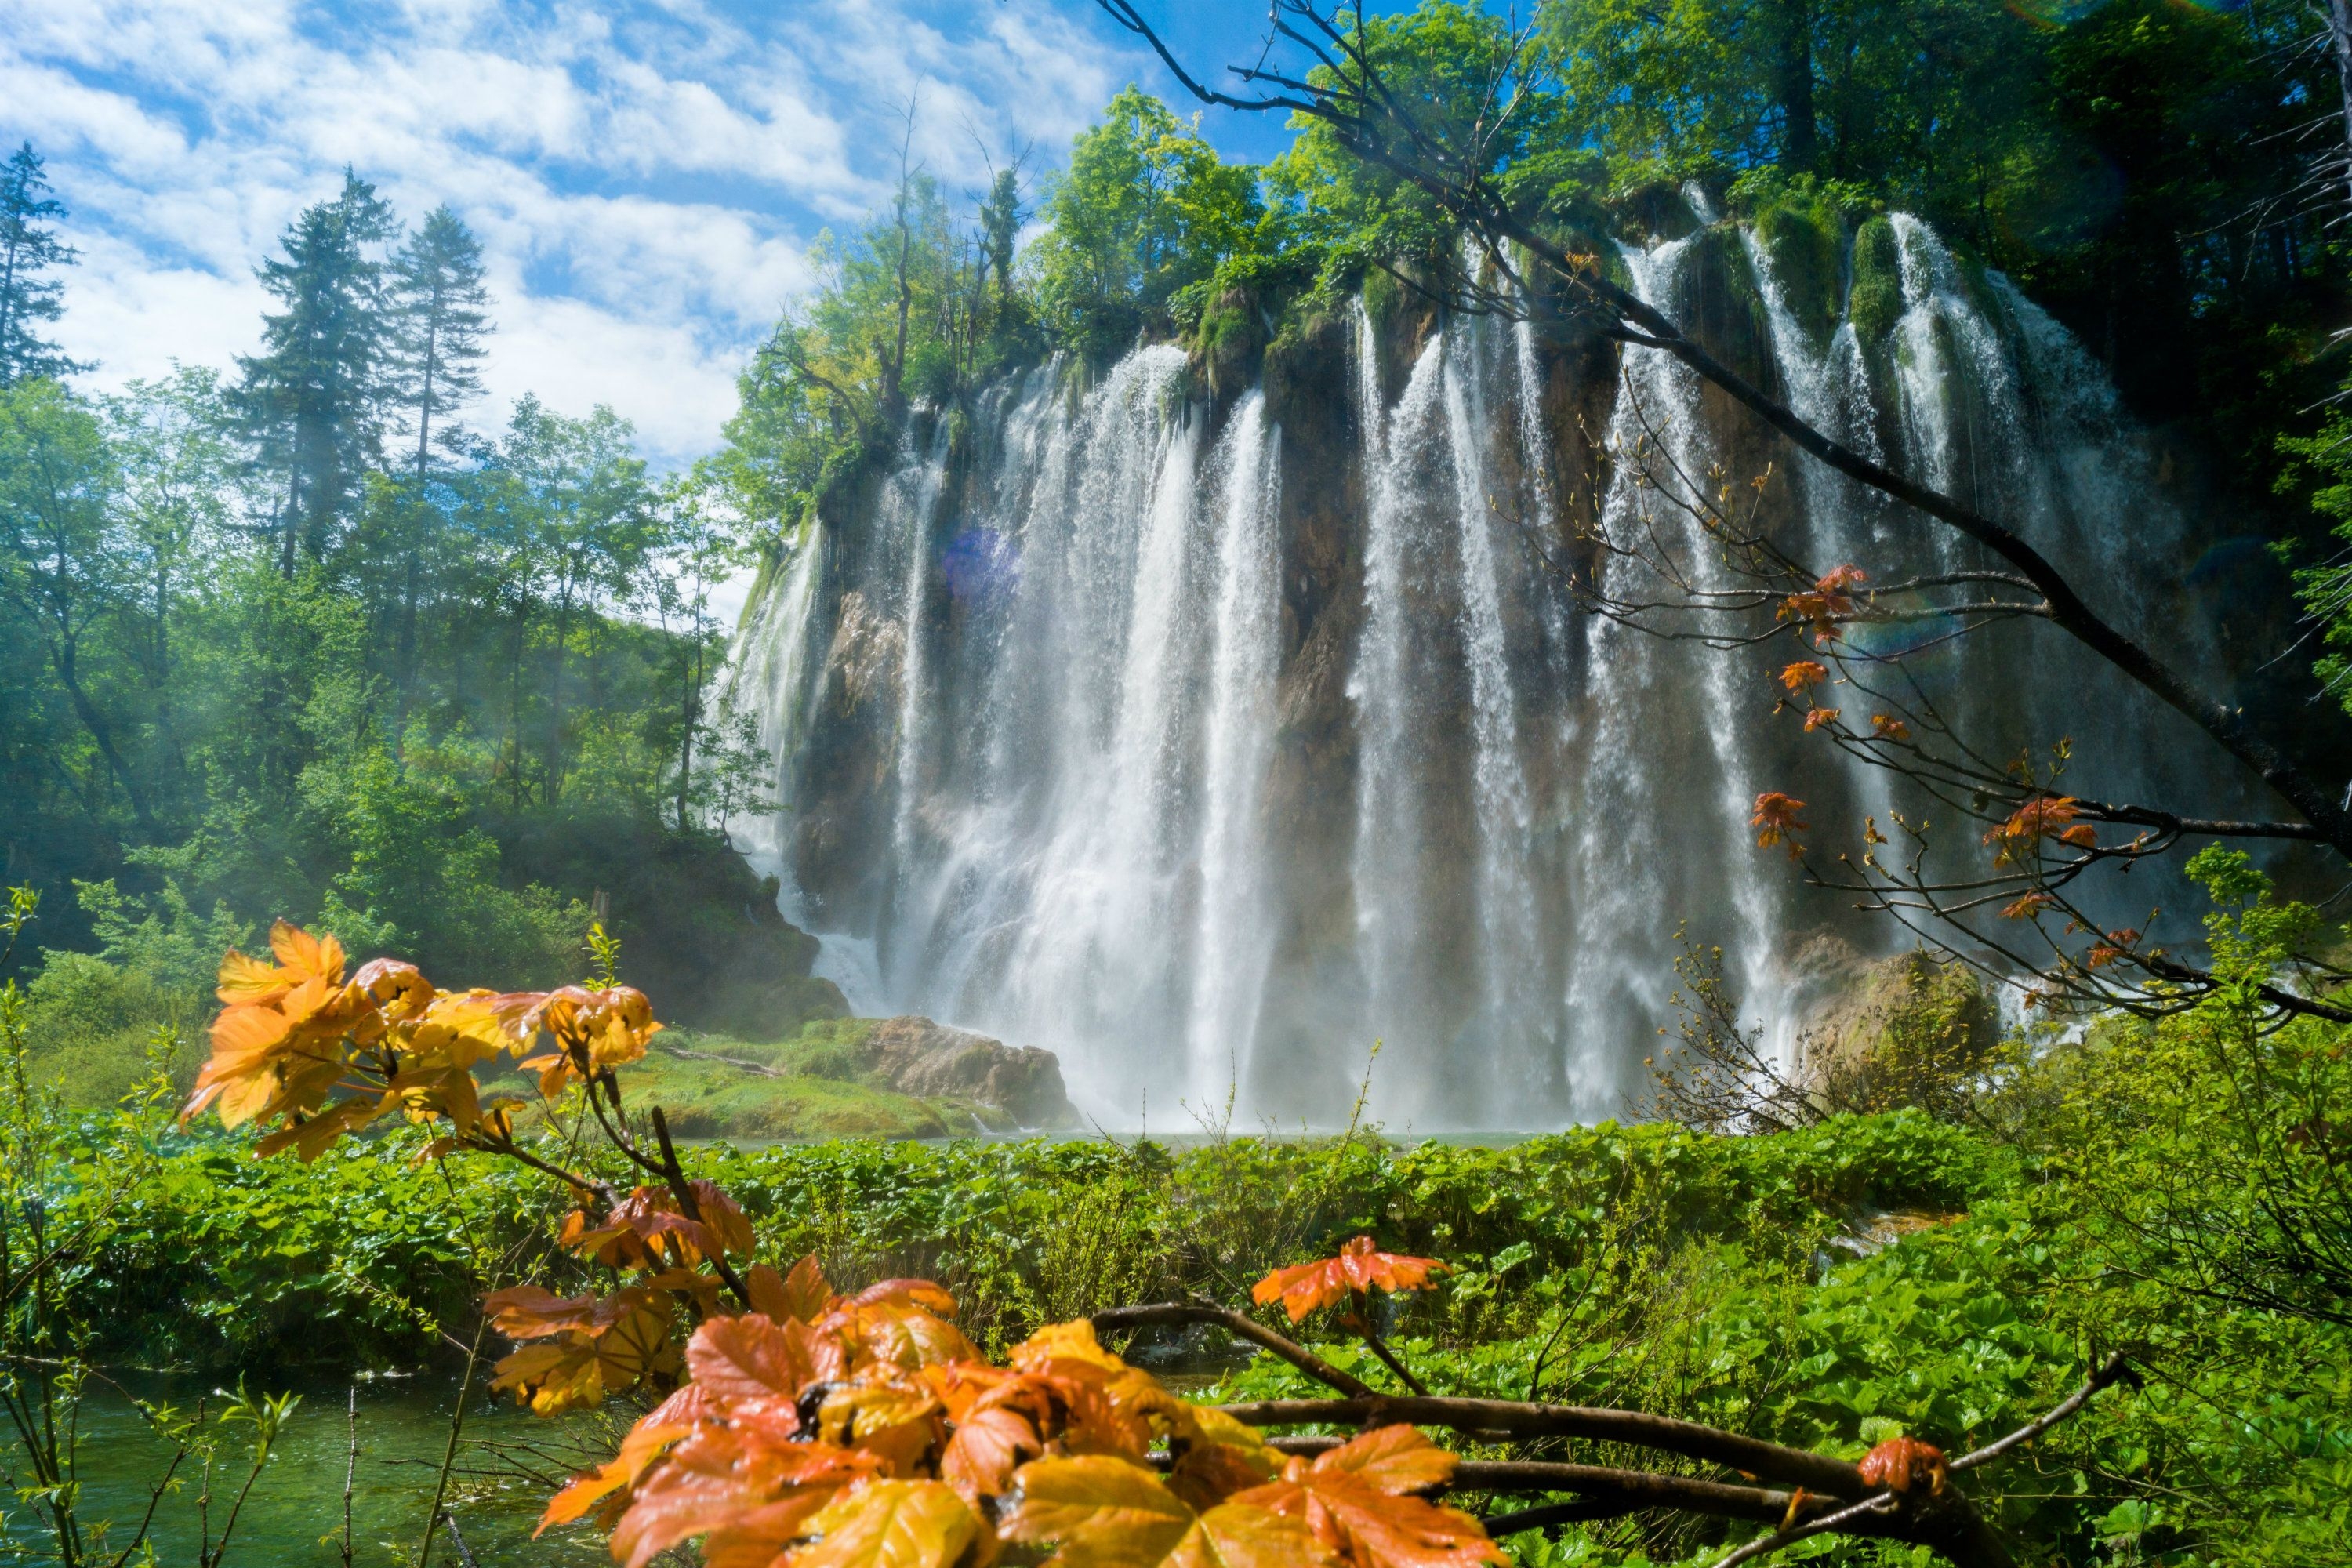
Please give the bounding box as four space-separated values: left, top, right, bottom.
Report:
1952 1354 2140 1473
1092 1301 1378 1399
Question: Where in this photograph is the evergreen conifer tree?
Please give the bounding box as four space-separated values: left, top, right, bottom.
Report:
233 170 397 572
0 142 89 387
390 205 492 480
384 205 492 724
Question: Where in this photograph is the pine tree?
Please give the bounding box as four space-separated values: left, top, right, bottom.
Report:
0 143 89 387
384 205 492 724
234 170 397 572
390 205 492 481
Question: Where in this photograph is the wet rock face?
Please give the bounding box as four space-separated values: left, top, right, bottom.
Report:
861 1016 1077 1129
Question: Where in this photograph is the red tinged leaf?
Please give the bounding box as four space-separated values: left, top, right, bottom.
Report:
1984 795 2082 865
1802 706 1840 732
608 1432 873 1568
1234 1439 1504 1568
1309 1425 1458 1497
484 1285 605 1340
686 1312 837 1418
851 1278 960 1318
687 1179 757 1258
940 1403 1042 1498
1777 564 1867 644
747 1254 835 1323
2085 930 2140 970
1751 792 1808 858
1250 1237 1450 1323
1869 713 1911 742
2000 891 2056 920
1857 1436 1948 1496
538 1385 717 1533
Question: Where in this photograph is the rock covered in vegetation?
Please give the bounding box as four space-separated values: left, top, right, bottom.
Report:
495 810 848 1039
861 1015 1076 1129
1798 947 2000 1118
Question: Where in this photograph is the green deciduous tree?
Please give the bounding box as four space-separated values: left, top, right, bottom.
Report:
0 379 151 832
1029 87 1268 355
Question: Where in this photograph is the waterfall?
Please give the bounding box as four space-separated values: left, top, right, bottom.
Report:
1188 392 1283 1095
724 205 2228 1130
710 521 826 879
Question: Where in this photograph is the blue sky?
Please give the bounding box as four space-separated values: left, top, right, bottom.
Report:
2 1 1417 467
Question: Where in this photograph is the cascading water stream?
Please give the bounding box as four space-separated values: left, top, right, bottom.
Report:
1186 392 1283 1095
1569 234 1795 1081
723 206 2227 1129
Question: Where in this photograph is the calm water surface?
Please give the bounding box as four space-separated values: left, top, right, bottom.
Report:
24 1369 612 1566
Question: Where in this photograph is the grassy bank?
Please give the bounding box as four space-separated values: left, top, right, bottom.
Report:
43 1107 2341 1561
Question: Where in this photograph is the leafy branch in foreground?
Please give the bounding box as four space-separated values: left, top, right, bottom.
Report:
176 920 2135 1567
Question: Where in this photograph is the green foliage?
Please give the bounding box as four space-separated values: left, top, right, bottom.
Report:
0 141 89 387
1029 88 1272 357
1271 4 1566 288
0 220 800 1014
1846 213 1904 345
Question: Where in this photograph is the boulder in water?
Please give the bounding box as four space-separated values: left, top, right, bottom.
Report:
861 1016 1076 1130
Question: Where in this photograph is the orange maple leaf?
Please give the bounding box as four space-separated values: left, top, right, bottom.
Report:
746 1254 835 1323
1250 1236 1450 1323
2000 891 2056 920
1777 564 1868 644
1984 796 2082 866
1234 1427 1504 1567
1803 706 1841 733
1857 1436 1948 1497
2085 930 2140 970
1778 660 1828 693
1870 713 1911 742
1751 792 1809 858
1007 1455 1334 1568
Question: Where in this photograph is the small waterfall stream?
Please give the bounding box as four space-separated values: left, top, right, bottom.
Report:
724 206 2226 1129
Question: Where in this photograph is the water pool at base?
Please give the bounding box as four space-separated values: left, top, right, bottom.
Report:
16 1370 612 1566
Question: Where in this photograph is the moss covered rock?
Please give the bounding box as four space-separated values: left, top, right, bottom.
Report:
1849 216 1905 344
1753 197 1846 344
1800 950 2002 1120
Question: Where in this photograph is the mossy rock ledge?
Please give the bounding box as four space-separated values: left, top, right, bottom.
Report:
610 1014 1077 1141
859 1015 1076 1130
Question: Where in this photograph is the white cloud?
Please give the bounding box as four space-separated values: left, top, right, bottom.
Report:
0 0 1148 468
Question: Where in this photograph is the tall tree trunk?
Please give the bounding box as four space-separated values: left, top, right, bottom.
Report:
55 633 156 834
547 564 575 803
674 621 700 831
397 314 437 746
0 234 19 388
507 608 528 811
279 467 301 578
1776 0 1818 172
2332 0 2352 212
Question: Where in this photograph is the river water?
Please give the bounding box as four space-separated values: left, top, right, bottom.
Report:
20 1370 608 1566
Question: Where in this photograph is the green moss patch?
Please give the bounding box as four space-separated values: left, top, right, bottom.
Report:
1849 216 1905 344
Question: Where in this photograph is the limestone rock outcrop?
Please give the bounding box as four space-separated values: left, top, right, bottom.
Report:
860 1016 1076 1129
